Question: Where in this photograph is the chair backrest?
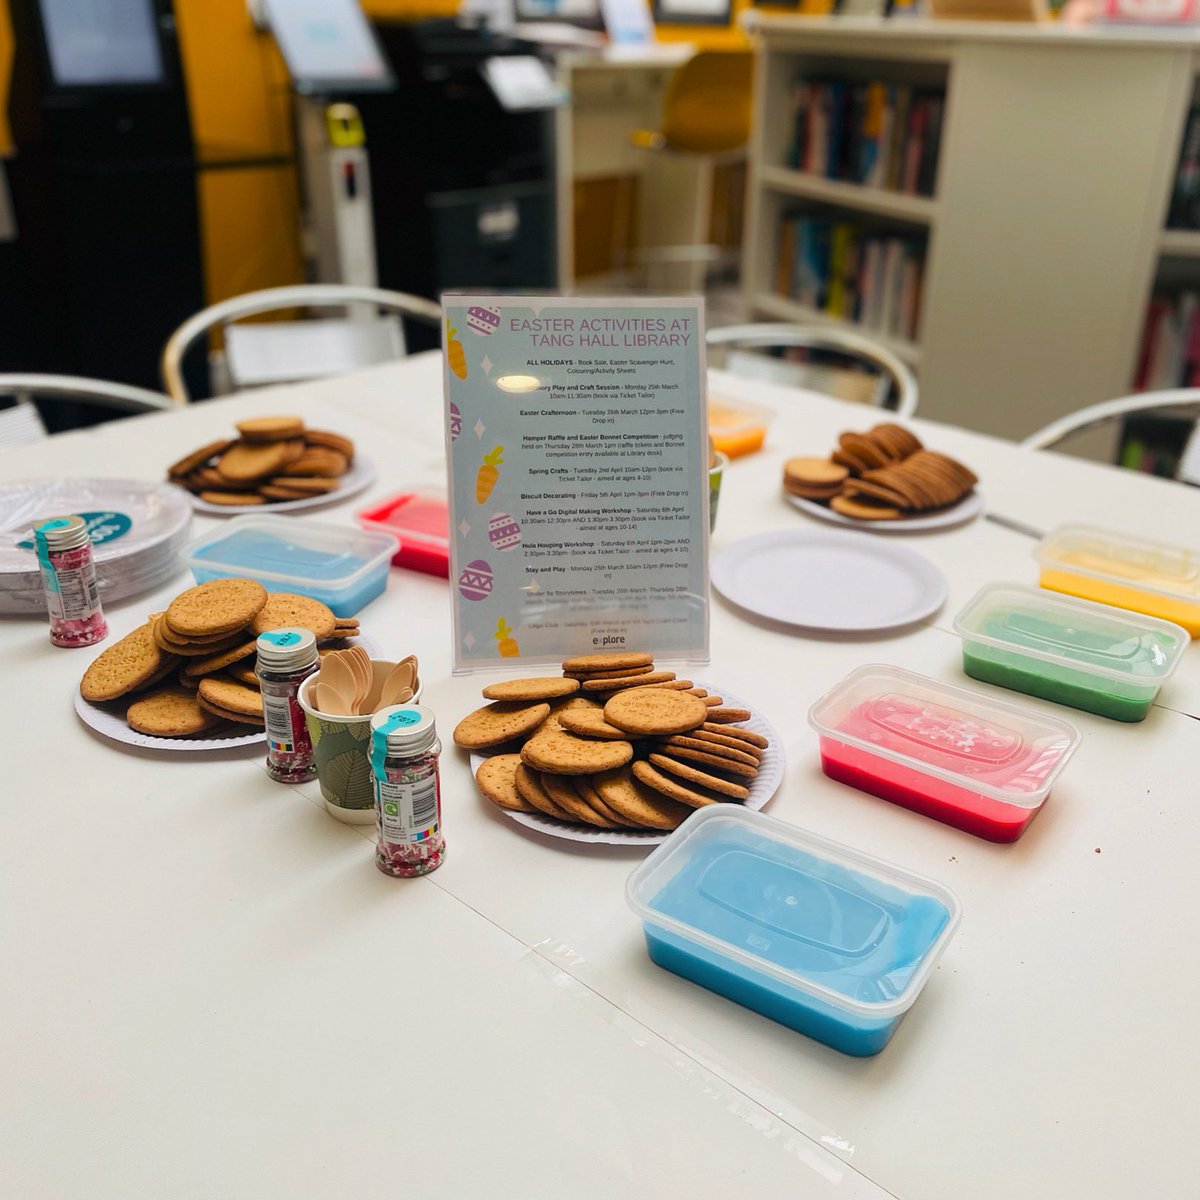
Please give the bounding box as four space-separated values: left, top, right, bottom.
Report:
706 323 920 419
661 51 754 155
0 373 176 446
161 284 443 403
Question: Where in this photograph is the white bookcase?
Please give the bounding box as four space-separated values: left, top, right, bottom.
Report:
741 14 1200 441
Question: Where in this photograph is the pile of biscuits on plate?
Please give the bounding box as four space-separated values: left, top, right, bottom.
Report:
167 416 355 506
79 577 360 738
783 422 977 521
455 651 770 833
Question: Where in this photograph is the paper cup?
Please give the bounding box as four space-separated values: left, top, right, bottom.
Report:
708 451 728 534
297 663 424 824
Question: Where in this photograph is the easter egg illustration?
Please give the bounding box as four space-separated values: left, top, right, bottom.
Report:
449 401 462 442
466 305 501 336
458 559 494 602
487 512 522 552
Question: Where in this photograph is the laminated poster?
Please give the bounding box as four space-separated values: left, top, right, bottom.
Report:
443 295 710 671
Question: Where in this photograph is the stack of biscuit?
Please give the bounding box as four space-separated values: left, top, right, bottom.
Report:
783 423 977 521
456 651 770 833
79 577 361 739
167 416 356 506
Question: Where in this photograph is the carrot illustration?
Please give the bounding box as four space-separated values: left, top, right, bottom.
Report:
494 618 519 658
447 321 468 380
476 445 504 503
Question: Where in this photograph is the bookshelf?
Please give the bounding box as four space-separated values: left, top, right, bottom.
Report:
741 15 1200 441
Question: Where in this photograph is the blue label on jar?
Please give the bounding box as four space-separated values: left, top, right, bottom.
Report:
261 630 302 647
19 511 131 550
369 708 424 780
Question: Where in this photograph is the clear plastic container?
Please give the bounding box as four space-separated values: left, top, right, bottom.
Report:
808 665 1081 842
626 806 960 1056
355 492 450 578
954 583 1188 722
707 395 774 459
185 515 398 617
1035 524 1200 636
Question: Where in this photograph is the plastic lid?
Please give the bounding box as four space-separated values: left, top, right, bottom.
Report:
807 664 1081 808
255 626 318 671
954 583 1188 683
369 704 437 777
186 515 398 590
626 806 961 1019
1035 524 1200 603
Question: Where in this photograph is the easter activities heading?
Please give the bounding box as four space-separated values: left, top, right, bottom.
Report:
510 315 694 349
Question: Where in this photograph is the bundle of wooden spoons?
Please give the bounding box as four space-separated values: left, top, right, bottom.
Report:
313 649 419 717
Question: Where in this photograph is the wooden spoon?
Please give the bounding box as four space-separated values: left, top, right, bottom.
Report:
315 677 354 716
318 654 359 715
379 659 418 708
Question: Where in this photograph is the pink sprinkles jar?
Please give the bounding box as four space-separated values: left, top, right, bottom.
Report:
369 705 445 877
256 627 319 784
34 515 108 648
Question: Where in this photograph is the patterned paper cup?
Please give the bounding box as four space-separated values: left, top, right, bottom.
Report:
298 664 423 824
709 451 728 534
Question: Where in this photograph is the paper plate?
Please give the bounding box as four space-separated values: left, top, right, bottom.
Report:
470 684 784 847
712 529 947 633
187 456 376 516
786 488 984 533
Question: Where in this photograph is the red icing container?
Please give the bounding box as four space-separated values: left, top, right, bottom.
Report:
808 665 1081 842
356 493 450 578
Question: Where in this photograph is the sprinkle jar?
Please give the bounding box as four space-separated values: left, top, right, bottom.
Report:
256 627 319 783
34 515 108 648
369 705 445 877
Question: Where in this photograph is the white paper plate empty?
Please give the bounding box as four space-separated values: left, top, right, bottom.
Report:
187 455 376 516
712 529 946 632
470 683 784 847
786 489 984 533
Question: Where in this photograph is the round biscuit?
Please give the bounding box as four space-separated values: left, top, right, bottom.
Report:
196 697 264 726
197 676 264 718
80 622 180 703
250 592 337 639
304 430 356 459
168 438 232 478
539 774 616 827
630 760 727 809
482 677 580 702
683 729 764 759
581 670 676 693
560 651 654 673
514 764 572 819
593 767 692 829
519 729 632 776
166 578 268 638
127 686 222 737
782 457 849 488
703 707 753 724
645 753 750 800
603 689 707 736
217 439 303 482
701 722 768 748
651 745 759 779
562 664 654 681
656 734 761 767
453 701 551 750
830 495 903 521
181 640 258 677
475 754 535 813
236 416 305 442
557 708 631 740
200 490 266 506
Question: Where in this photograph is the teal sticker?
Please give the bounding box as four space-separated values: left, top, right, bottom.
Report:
369 708 423 780
20 511 131 551
261 630 302 647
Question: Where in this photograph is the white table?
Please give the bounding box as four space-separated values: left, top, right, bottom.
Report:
3 352 1198 1200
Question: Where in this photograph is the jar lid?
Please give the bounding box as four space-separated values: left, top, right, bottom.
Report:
369 704 437 776
34 515 88 554
255 626 318 671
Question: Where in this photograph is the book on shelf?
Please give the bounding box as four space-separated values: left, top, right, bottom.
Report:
784 75 944 198
774 212 925 342
1133 291 1200 390
1168 106 1200 230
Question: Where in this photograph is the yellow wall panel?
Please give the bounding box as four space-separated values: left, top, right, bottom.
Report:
0 0 13 156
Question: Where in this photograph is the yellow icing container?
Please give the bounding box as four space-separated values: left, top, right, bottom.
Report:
707 396 773 459
1035 524 1200 636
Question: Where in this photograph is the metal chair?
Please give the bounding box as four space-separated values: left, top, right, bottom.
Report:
1021 387 1200 484
706 323 920 418
0 374 177 447
161 284 443 403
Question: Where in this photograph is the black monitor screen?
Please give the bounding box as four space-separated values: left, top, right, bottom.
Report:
38 0 165 88
264 0 393 94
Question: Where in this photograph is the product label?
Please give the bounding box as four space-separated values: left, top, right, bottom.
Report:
41 561 101 621
262 688 303 753
375 773 440 844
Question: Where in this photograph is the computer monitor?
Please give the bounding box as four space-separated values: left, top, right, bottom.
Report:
36 0 165 88
264 0 394 95
513 0 604 29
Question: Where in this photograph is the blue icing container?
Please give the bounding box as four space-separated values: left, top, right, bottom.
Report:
185 516 398 617
626 807 961 1056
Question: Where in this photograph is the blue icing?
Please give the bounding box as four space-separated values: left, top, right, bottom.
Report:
648 827 949 1006
195 529 368 582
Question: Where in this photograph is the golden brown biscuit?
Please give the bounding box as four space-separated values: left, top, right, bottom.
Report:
481 677 580 702
655 734 761 768
80 622 180 703
562 664 654 681
452 701 552 750
180 639 258 677
830 494 903 521
236 416 305 442
303 430 355 459
250 593 337 640
266 476 341 494
631 760 728 809
514 763 572 820
701 722 768 748
652 745 759 778
581 670 675 692
217 439 305 482
603 689 707 736
520 728 632 776
647 753 750 799
593 767 692 830
539 773 617 827
197 676 264 718
196 697 264 726
168 438 233 478
557 708 631 740
127 686 222 737
200 490 266 507
560 651 654 673
166 578 268 638
475 754 535 813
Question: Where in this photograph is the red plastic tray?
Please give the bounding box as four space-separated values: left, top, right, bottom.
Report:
356 492 450 578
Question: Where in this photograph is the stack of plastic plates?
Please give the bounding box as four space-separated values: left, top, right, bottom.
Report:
0 479 193 614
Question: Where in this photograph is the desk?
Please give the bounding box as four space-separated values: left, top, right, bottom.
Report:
3 353 1199 1199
